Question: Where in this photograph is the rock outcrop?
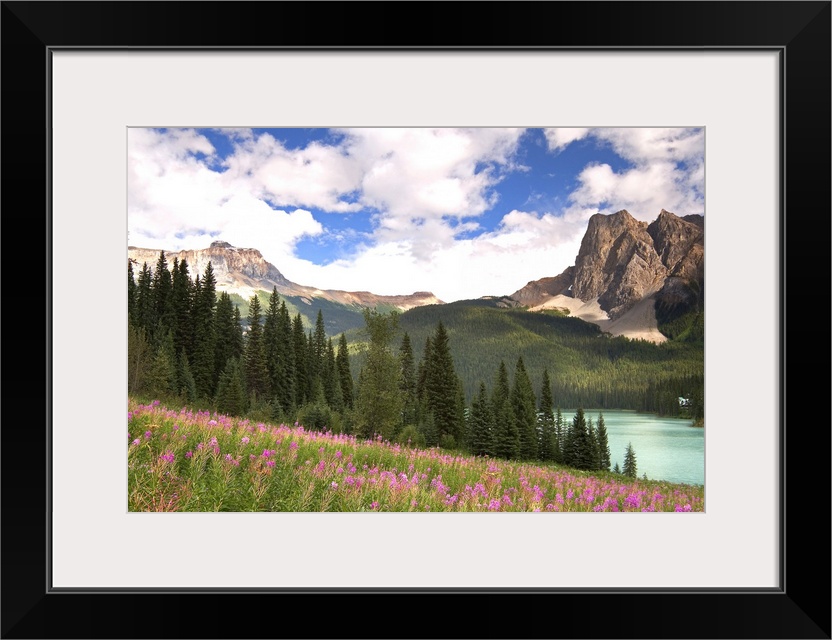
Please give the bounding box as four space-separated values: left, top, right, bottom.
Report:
128 242 442 311
508 209 704 342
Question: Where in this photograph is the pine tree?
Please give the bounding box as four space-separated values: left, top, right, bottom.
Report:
537 369 556 461
596 412 611 471
511 356 538 460
191 262 217 399
336 333 353 409
613 462 621 474
323 338 343 411
262 288 282 398
568 408 594 470
623 442 638 478
469 382 495 456
232 306 244 360
152 251 173 335
243 294 269 400
213 292 237 389
136 262 155 333
554 407 565 464
424 321 464 444
312 310 327 385
170 258 193 358
177 349 197 403
398 332 417 427
216 357 248 417
587 417 601 470
275 301 296 413
127 260 138 327
146 330 177 398
291 313 309 406
491 361 519 459
354 309 403 440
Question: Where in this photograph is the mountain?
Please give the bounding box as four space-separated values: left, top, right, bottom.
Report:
509 209 704 343
128 240 442 334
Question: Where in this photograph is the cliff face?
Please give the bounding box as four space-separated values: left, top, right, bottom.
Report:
128 241 442 310
508 209 704 341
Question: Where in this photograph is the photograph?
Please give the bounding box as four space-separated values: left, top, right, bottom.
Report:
127 126 705 513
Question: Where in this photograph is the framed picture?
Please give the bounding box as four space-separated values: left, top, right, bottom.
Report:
3 2 828 638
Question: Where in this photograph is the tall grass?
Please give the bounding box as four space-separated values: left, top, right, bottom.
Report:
128 398 704 513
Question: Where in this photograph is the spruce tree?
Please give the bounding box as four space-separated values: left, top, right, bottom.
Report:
127 260 138 328
275 301 296 412
336 333 353 409
554 407 565 463
491 361 519 459
216 357 248 417
323 337 343 411
424 321 464 444
291 314 309 406
312 310 327 384
398 332 417 427
147 330 177 398
587 417 601 470
262 288 282 398
511 356 538 460
537 369 556 461
152 251 173 335
623 442 638 478
177 349 197 403
170 258 193 358
243 294 269 400
128 324 151 395
213 292 237 389
596 412 611 471
469 382 495 456
136 262 155 333
191 263 217 399
568 408 593 470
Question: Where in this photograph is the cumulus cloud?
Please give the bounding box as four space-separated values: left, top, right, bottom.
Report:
543 128 590 152
543 127 704 223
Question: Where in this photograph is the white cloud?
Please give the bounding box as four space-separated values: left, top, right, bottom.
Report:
543 127 590 152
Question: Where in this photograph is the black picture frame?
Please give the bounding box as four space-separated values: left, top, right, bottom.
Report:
2 2 829 638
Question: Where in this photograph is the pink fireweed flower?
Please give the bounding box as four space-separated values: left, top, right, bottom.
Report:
131 438 141 446
262 449 271 458
172 424 179 431
196 443 204 450
370 501 379 510
249 454 256 461
488 499 502 511
144 431 152 439
159 451 175 463
289 441 298 451
208 420 217 426
335 450 342 459
241 436 250 444
225 453 233 462
185 451 193 459
330 481 338 489
266 459 275 468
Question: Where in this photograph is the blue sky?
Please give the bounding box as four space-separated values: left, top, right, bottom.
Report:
128 127 704 301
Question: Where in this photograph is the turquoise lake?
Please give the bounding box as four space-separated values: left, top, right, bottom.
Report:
567 409 704 486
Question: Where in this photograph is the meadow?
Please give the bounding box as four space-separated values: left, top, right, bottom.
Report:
128 398 704 513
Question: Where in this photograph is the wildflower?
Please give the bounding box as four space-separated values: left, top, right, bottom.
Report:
249 454 256 461
144 431 152 439
330 481 338 489
185 451 193 459
262 449 271 458
209 437 218 446
131 438 141 446
266 460 275 468
225 454 233 462
197 442 204 450
289 441 298 451
370 501 379 509
208 420 217 426
172 424 179 431
241 436 250 444
335 450 342 459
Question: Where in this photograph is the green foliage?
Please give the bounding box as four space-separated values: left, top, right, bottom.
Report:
596 413 611 471
491 361 519 459
216 357 248 417
511 356 538 460
468 382 495 456
128 325 151 395
396 424 426 449
354 309 404 440
537 369 557 462
336 333 354 409
422 322 465 445
244 294 269 400
623 442 638 478
298 400 333 432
